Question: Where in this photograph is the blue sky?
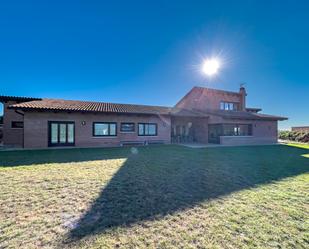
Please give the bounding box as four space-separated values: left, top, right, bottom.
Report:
0 0 308 129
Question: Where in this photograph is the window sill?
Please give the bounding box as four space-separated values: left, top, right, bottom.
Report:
92 136 118 138
120 131 136 134
220 135 253 137
138 135 158 137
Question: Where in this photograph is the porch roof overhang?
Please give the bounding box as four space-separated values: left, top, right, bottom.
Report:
170 108 209 118
193 109 288 121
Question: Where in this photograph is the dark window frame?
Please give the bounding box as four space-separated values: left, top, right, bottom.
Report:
120 122 135 132
221 123 253 136
11 121 24 129
208 123 253 143
48 121 75 147
93 122 117 137
138 123 158 136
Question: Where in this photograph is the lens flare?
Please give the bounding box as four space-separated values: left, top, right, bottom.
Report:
202 58 221 76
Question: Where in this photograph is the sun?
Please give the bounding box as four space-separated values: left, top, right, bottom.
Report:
202 58 221 76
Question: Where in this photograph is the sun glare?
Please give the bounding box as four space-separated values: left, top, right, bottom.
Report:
202 58 221 76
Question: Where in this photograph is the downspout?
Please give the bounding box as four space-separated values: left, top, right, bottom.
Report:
14 110 25 148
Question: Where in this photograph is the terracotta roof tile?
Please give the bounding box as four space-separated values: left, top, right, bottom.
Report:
8 98 173 115
0 95 41 102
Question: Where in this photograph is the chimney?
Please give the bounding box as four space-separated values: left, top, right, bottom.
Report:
239 85 247 111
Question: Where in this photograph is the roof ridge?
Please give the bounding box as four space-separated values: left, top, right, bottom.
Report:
193 86 240 95
40 97 171 109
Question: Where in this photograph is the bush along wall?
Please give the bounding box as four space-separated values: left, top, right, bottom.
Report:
279 131 309 143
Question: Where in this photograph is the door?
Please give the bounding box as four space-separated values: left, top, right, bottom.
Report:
48 121 75 147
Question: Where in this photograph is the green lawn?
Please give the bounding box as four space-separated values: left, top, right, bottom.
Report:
0 145 308 249
287 142 309 150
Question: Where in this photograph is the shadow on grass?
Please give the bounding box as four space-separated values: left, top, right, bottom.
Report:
65 145 308 243
0 147 130 167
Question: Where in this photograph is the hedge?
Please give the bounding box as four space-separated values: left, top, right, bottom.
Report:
279 130 309 143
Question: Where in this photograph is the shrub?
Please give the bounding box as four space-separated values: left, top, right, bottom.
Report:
279 130 309 143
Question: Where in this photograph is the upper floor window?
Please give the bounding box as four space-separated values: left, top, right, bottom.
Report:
93 122 117 136
138 123 157 136
220 102 239 111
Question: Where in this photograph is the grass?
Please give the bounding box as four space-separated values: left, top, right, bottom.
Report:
286 143 309 158
0 144 308 248
287 142 309 149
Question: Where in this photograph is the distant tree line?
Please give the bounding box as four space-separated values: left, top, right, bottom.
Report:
279 130 309 143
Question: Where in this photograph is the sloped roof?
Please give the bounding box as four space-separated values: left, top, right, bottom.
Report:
8 98 173 115
8 98 210 117
0 95 41 102
5 94 287 121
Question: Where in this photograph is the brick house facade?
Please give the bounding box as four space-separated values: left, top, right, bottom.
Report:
291 126 309 132
0 87 287 149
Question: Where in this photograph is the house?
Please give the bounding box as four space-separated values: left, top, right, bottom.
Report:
0 86 287 149
291 126 309 132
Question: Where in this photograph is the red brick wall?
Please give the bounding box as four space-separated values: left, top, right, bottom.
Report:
2 101 24 147
23 111 171 148
176 87 242 111
253 120 278 140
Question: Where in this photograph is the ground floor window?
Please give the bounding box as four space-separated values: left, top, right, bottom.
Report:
120 122 135 132
11 121 24 128
93 122 117 136
138 123 157 136
208 123 252 143
48 121 75 146
222 124 252 136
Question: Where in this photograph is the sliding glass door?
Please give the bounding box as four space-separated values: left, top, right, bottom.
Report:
48 121 75 146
